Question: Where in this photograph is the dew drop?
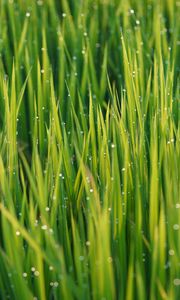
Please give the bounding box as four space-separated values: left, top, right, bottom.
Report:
41 224 48 230
107 257 113 263
79 256 84 261
37 0 43 5
54 282 59 287
169 249 175 256
34 271 40 277
174 278 180 286
173 224 179 230
26 12 31 18
31 267 36 272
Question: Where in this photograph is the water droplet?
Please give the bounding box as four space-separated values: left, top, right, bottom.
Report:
16 231 20 236
34 219 39 226
79 256 84 261
37 0 43 5
23 272 27 278
41 224 48 230
96 43 101 48
169 249 175 256
54 282 59 287
31 267 36 272
26 12 31 18
174 278 180 286
107 257 113 263
173 224 179 230
34 271 40 277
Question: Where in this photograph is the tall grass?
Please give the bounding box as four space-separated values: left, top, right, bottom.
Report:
0 0 179 299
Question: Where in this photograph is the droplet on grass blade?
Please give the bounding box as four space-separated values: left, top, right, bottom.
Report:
41 224 48 230
37 0 43 5
168 249 175 256
79 256 84 261
107 257 113 263
34 271 40 277
174 278 180 286
173 224 179 230
31 267 36 272
54 282 59 287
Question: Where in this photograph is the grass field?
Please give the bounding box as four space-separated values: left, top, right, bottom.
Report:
0 0 179 299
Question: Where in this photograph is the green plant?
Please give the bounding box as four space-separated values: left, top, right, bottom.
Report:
0 1 179 299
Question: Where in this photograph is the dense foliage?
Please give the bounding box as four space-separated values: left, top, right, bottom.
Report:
0 0 179 299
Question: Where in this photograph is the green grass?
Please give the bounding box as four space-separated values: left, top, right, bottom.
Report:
0 0 179 299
